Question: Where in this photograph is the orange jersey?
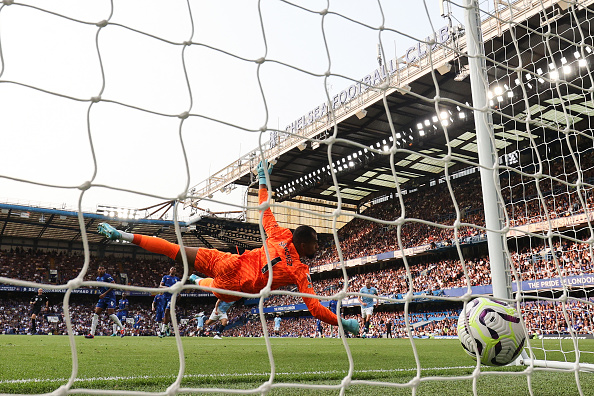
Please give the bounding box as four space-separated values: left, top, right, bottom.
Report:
193 187 338 326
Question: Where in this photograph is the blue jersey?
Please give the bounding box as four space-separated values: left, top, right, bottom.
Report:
118 298 129 312
153 294 166 311
360 286 378 306
316 319 323 332
274 317 281 327
160 275 180 300
328 300 337 314
97 273 116 300
134 314 141 325
196 315 204 328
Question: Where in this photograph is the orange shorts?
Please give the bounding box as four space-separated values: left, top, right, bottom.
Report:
194 248 241 302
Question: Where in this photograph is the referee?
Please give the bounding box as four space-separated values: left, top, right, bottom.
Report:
30 288 48 335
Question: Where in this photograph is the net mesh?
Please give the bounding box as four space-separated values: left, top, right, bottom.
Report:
1 0 594 394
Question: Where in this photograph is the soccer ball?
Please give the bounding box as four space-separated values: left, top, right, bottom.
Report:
457 297 526 366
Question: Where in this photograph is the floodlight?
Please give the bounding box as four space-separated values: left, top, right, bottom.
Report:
432 116 438 122
561 57 567 65
419 130 425 136
574 51 581 59
550 70 559 80
355 109 368 119
424 120 430 126
579 59 587 67
417 123 423 130
493 86 503 95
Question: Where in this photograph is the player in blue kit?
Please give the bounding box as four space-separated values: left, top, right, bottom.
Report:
193 311 205 336
315 319 323 338
204 299 233 339
133 313 142 336
328 299 338 337
152 292 166 337
112 292 129 336
85 266 125 338
358 279 378 336
273 313 282 336
159 266 180 336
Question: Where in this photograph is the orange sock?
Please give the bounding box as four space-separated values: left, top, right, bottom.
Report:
132 235 180 260
198 278 214 287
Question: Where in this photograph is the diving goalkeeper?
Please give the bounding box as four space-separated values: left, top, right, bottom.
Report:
96 161 358 335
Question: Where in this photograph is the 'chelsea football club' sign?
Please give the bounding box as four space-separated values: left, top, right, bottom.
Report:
282 26 451 137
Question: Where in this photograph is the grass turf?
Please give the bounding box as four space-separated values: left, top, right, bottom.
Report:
1 335 594 395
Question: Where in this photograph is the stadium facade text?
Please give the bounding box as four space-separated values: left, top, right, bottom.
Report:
282 26 450 136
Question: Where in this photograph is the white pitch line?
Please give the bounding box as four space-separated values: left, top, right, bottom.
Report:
0 366 475 385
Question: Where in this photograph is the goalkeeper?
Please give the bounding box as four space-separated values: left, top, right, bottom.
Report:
96 161 358 335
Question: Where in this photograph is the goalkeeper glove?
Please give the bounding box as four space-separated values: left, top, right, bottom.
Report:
256 160 273 185
341 318 360 335
97 223 122 241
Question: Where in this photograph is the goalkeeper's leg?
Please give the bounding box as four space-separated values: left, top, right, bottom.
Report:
97 223 215 277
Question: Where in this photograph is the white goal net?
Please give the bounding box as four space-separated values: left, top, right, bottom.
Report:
1 0 594 395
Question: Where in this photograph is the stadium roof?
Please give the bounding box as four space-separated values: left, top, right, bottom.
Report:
0 203 262 252
188 0 594 209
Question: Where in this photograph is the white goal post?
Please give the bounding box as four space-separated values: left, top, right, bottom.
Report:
463 0 594 374
2 0 594 395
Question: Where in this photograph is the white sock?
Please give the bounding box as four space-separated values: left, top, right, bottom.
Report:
119 231 134 242
113 323 117 334
161 323 166 333
91 314 99 335
110 314 123 330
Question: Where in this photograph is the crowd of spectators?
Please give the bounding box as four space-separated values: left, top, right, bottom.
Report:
2 154 594 338
313 155 594 267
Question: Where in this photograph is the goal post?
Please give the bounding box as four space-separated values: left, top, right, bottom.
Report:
462 0 594 375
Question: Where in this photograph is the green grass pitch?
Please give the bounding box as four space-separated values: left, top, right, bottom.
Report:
1 335 594 395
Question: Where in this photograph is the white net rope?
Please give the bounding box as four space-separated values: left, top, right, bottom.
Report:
1 0 594 395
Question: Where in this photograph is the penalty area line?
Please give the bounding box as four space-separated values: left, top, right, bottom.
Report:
0 366 475 385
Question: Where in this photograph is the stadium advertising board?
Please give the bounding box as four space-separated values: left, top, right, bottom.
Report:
443 273 594 297
507 211 594 237
0 285 212 297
